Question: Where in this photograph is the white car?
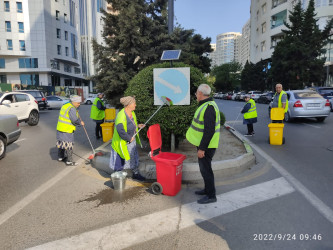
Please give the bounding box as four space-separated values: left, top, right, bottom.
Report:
248 91 263 101
0 92 39 126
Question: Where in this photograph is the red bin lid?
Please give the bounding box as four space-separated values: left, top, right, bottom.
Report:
147 124 162 154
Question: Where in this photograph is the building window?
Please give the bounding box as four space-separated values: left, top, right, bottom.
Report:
65 31 68 40
0 75 7 83
5 21 11 32
57 45 61 55
262 22 266 33
16 2 22 13
4 1 10 12
71 33 77 59
57 28 61 38
69 0 75 26
262 3 266 14
0 58 5 68
261 41 266 52
18 58 38 68
7 40 13 50
65 47 69 56
50 59 60 70
56 10 60 20
20 74 39 86
64 64 72 73
64 13 67 23
18 22 24 33
19 40 25 51
74 67 81 74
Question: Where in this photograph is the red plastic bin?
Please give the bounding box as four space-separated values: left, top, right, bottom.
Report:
147 124 186 196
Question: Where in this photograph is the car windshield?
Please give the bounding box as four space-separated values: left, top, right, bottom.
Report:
294 92 323 99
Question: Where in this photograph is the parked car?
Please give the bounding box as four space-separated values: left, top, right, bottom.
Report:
257 92 274 104
247 91 263 101
268 90 330 122
0 92 39 126
0 114 21 159
46 95 70 109
16 90 48 110
231 92 237 100
235 92 246 101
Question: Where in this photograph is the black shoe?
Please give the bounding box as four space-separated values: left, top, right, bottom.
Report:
132 173 146 182
96 136 101 140
251 132 255 136
244 133 253 136
195 189 206 195
197 196 217 204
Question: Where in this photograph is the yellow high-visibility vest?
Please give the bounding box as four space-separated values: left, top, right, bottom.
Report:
56 102 78 133
186 101 220 148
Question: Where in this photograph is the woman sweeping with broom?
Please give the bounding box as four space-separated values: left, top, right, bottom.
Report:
109 96 146 181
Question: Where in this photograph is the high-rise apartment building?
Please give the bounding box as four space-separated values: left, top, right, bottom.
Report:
250 0 333 65
208 43 217 67
240 19 251 66
0 0 106 90
215 32 242 66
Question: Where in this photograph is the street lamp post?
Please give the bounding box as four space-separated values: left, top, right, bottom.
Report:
168 0 174 34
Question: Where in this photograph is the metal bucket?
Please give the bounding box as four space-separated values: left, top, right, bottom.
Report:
111 171 127 190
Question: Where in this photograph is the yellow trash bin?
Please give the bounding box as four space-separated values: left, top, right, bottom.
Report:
270 107 284 121
268 123 284 145
105 108 116 122
100 122 114 142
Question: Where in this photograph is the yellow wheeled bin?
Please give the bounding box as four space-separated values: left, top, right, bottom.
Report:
105 108 116 122
268 123 284 145
100 122 114 142
268 107 285 145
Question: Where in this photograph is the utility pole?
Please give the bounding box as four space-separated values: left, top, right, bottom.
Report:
168 0 174 35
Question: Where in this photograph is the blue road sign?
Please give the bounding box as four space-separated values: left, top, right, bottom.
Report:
153 68 190 105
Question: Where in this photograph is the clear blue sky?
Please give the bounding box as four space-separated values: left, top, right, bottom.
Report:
174 0 251 44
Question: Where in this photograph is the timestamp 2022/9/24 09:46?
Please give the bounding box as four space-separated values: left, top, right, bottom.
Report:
253 233 323 241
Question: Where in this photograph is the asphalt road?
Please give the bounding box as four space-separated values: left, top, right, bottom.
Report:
0 104 105 214
1 101 333 249
215 99 333 209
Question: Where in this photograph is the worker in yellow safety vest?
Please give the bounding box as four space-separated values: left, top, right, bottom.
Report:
272 83 289 112
56 95 84 166
186 84 220 204
241 95 258 136
90 93 106 140
109 96 146 181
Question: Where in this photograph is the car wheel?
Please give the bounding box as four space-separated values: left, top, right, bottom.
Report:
0 135 6 160
86 100 92 105
316 117 325 122
27 110 39 126
284 112 292 123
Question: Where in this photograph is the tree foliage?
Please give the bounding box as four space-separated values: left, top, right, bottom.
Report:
241 60 270 91
271 0 333 89
211 61 242 92
92 0 213 105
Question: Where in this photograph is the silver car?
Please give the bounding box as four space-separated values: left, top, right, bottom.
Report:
0 114 21 159
270 90 331 122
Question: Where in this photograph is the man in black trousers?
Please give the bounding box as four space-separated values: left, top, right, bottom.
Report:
186 84 221 204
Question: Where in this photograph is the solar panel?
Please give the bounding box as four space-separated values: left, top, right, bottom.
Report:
160 50 181 60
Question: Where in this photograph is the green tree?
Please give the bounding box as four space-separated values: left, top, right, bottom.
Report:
271 0 333 89
92 0 213 105
211 61 242 92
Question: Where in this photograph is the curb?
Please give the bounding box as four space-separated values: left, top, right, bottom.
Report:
91 125 255 181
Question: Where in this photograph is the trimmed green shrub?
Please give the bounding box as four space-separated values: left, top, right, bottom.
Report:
125 62 214 148
220 111 226 126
